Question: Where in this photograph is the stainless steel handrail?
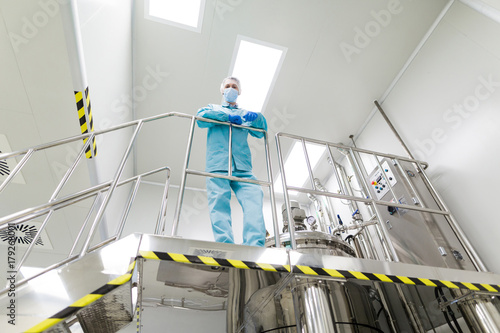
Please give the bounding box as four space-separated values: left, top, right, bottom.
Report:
0 111 275 282
170 116 279 247
276 132 429 169
275 132 486 271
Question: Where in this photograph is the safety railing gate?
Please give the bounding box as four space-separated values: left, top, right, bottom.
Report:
3 112 500 333
168 114 280 243
275 132 487 272
0 111 282 298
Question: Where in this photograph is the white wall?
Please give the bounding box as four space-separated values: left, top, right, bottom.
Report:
356 1 500 273
76 0 135 238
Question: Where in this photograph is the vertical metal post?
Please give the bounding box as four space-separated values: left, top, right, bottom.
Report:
69 192 102 257
116 178 142 240
416 162 487 272
50 134 93 200
325 144 346 195
264 132 281 248
171 117 196 236
276 135 297 249
394 158 425 208
301 139 316 190
349 149 399 262
154 169 170 235
80 121 144 257
228 125 233 177
136 257 144 333
16 136 93 270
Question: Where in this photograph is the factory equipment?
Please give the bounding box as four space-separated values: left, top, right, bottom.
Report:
3 113 500 333
268 132 500 333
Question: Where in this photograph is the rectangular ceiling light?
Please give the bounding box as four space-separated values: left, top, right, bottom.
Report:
274 141 326 194
229 36 287 113
145 0 205 33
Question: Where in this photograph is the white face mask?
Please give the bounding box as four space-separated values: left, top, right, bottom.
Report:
223 88 238 103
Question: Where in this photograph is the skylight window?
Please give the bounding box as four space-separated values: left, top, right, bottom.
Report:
229 36 287 113
274 142 326 195
146 0 205 33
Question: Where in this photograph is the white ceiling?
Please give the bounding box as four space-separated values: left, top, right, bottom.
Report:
133 0 450 189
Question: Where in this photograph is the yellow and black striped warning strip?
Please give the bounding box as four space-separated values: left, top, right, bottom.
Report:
139 250 500 294
25 260 136 333
290 265 499 293
139 250 291 273
74 86 97 159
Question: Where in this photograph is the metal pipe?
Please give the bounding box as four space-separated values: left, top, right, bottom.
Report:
313 178 337 230
335 161 360 213
395 284 426 333
0 182 112 228
136 258 144 333
116 178 142 240
15 210 55 271
228 125 233 177
0 149 34 194
374 100 417 161
154 168 171 236
87 236 118 253
171 117 196 236
80 121 144 256
416 162 487 272
263 131 281 248
15 135 94 270
69 192 102 257
307 193 328 233
0 230 115 297
50 133 93 201
331 220 378 234
185 169 271 187
0 159 168 230
301 138 316 190
341 152 382 260
325 144 346 195
276 132 428 169
0 113 266 163
393 158 425 208
276 134 297 249
285 186 450 216
0 255 77 296
349 149 400 262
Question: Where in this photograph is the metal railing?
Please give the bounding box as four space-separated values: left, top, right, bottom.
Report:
275 132 487 272
170 115 280 246
0 111 282 294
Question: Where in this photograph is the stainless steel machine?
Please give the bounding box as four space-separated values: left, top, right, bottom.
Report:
221 133 500 333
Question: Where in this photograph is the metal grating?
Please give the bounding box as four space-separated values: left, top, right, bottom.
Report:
76 282 133 333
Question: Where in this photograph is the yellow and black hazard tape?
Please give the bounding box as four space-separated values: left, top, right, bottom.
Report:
25 260 136 333
139 250 291 273
290 265 499 293
139 251 500 294
74 86 97 159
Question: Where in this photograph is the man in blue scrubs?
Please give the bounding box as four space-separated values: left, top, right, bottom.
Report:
197 77 267 247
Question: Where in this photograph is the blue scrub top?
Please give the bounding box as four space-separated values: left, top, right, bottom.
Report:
196 103 267 172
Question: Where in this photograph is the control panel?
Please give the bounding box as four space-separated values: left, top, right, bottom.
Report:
369 161 397 200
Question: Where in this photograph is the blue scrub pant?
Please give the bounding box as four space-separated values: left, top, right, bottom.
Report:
206 171 266 247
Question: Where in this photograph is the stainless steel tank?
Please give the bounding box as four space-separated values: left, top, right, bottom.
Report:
227 201 384 332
